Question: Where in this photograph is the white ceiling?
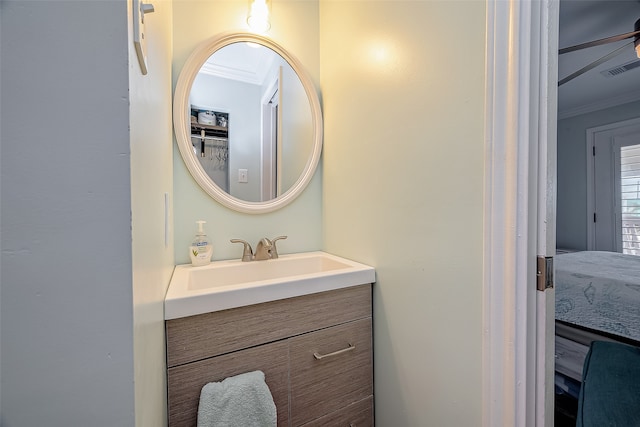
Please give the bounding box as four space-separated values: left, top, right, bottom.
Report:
558 0 640 118
200 43 276 85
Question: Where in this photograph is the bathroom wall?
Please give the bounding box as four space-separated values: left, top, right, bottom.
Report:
557 100 640 250
172 0 322 264
128 0 175 425
0 2 495 426
320 2 485 425
1 1 137 425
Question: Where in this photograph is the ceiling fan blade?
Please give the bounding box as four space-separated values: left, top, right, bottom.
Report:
559 29 640 55
559 42 632 86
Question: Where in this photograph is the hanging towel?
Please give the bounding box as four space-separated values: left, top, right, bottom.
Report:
197 370 277 427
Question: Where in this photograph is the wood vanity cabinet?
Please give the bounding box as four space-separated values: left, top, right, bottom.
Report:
166 284 374 427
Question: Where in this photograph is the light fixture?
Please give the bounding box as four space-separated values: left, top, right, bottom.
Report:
247 0 271 33
559 17 640 86
635 18 640 58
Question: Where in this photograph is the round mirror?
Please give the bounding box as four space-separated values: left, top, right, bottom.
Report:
173 32 323 214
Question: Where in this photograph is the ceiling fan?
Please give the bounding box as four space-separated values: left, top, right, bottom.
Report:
558 17 640 86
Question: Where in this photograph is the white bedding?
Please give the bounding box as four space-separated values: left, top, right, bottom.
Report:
555 251 640 342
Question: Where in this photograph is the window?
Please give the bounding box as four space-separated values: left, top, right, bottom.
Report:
620 144 640 255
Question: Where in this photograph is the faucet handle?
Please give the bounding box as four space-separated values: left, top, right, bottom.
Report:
230 239 253 262
270 236 288 259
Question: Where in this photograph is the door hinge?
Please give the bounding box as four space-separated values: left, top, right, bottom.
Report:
537 256 554 291
593 146 596 156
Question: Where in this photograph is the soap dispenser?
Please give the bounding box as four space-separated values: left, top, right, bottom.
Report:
190 220 213 266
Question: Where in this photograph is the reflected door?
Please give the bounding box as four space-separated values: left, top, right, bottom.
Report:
260 69 282 202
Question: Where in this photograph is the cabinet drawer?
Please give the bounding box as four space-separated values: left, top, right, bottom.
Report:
300 396 373 427
166 284 372 367
290 318 373 426
167 340 289 427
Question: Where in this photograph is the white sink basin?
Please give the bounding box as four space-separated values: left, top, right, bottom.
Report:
164 251 375 319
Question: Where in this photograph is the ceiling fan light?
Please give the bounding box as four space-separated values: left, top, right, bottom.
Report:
636 18 640 58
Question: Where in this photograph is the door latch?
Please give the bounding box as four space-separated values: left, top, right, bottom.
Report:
536 256 554 291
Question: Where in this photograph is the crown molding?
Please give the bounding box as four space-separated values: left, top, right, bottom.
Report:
558 88 640 120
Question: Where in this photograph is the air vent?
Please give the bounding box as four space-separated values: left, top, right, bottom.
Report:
600 59 640 78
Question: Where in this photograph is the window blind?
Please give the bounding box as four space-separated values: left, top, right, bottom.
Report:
620 144 640 255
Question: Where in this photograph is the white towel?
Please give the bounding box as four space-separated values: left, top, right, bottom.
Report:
197 370 277 427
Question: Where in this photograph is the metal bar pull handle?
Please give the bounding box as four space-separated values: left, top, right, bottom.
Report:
313 343 356 360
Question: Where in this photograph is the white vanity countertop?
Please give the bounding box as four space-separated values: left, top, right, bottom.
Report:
164 251 375 320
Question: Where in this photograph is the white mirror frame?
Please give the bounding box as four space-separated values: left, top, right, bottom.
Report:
173 32 323 214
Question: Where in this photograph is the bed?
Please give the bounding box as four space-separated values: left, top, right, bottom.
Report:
556 251 640 343
554 251 640 400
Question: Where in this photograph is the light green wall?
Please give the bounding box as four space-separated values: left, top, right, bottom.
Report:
173 0 322 264
557 100 640 250
320 2 485 425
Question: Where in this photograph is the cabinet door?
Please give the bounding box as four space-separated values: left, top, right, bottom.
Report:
289 318 373 426
167 340 289 427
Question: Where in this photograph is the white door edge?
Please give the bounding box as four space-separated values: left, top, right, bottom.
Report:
535 0 558 426
484 1 556 426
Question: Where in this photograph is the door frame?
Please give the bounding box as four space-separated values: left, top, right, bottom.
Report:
260 68 283 201
484 0 558 425
586 116 640 250
261 81 278 201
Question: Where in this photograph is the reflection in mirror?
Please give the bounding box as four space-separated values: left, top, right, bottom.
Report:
189 42 313 203
174 33 322 214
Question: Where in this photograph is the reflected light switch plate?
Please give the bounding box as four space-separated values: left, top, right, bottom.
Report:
238 169 248 183
133 0 154 75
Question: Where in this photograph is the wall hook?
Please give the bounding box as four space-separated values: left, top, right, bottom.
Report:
133 0 155 75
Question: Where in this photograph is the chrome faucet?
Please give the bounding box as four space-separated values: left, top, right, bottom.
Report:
230 236 288 262
254 238 273 261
